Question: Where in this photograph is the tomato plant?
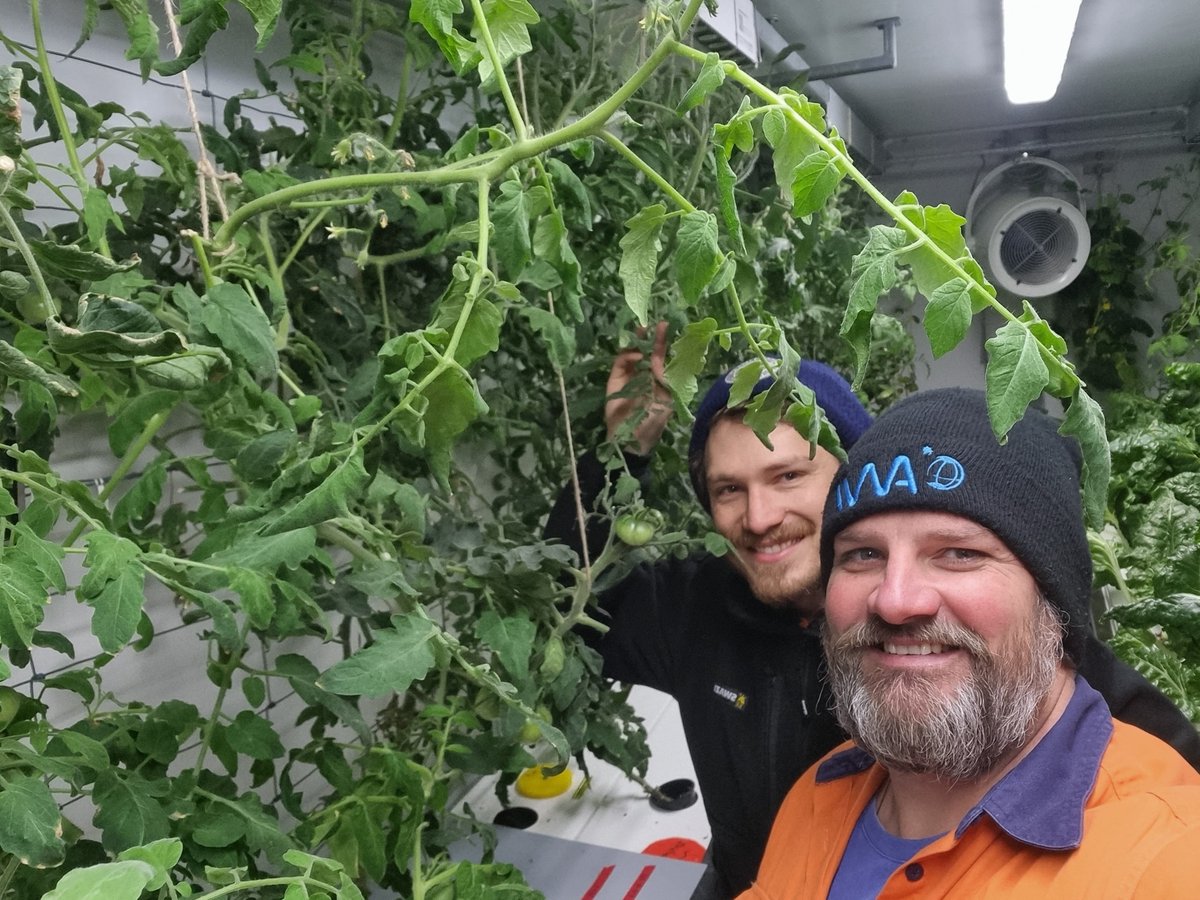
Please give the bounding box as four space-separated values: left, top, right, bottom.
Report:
0 0 1109 897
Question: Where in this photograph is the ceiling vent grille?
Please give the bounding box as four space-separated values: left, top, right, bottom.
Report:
966 156 1090 298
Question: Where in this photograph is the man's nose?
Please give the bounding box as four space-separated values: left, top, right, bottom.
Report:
743 486 786 534
867 556 941 624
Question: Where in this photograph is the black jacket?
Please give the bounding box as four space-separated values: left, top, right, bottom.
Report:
546 451 1200 898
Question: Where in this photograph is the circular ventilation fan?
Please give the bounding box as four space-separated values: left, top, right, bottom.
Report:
966 157 1091 298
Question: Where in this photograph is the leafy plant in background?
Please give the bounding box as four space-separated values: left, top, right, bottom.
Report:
0 0 1105 896
1091 361 1200 723
1040 157 1200 723
1048 193 1157 393
1049 155 1200 394
1148 156 1200 361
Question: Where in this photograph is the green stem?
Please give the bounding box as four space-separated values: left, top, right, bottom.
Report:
0 853 20 898
411 821 429 900
674 42 1073 386
351 179 491 453
29 0 110 257
363 236 440 267
192 621 252 778
62 407 174 546
0 199 58 318
257 216 284 290
186 231 215 289
279 210 330 277
278 366 306 397
0 468 108 537
468 0 528 142
383 49 412 146
316 522 380 565
211 0 708 249
376 263 391 338
598 130 695 213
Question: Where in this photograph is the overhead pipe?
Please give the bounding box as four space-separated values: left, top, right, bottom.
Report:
765 17 900 86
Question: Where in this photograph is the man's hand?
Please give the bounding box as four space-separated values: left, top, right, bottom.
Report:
605 322 672 456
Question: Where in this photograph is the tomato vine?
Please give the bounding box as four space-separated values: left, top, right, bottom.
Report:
0 0 1113 896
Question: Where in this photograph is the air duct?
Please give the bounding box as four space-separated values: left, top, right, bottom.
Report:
965 156 1090 298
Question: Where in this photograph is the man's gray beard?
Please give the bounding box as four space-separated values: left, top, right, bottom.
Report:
822 601 1063 783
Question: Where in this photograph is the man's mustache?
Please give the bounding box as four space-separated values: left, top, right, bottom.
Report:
826 616 990 658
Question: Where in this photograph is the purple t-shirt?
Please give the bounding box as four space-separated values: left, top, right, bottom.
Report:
828 797 942 899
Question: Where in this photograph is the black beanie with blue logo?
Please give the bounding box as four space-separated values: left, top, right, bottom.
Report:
819 386 1093 665
688 359 873 511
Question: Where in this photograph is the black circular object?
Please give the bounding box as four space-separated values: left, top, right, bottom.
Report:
493 806 538 829
649 777 698 812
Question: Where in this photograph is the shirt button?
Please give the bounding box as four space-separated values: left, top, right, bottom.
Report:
904 863 924 882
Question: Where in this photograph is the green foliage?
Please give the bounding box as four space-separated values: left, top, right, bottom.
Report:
0 0 1106 895
1093 362 1200 720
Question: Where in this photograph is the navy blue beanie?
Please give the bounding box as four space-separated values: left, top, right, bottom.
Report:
688 359 873 510
820 387 1092 664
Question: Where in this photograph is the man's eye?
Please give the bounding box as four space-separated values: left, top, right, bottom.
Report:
836 547 880 566
944 547 983 562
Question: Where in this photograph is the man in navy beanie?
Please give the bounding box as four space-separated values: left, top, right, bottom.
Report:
545 335 1200 899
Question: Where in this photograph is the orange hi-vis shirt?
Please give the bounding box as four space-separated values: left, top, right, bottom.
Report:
739 677 1200 899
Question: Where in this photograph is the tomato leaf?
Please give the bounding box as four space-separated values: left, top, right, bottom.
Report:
491 178 532 276
789 150 843 218
618 204 667 325
675 210 721 305
260 448 371 536
1060 389 1110 530
677 53 725 114
108 0 160 79
93 770 170 851
714 144 746 256
475 612 536 682
984 320 1051 440
410 0 463 38
0 774 64 867
521 307 575 369
664 317 719 408
924 277 973 358
226 710 285 760
319 613 441 696
80 532 146 653
841 225 908 381
197 282 279 379
41 861 156 900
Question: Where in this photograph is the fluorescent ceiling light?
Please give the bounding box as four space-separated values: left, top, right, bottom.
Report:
1002 0 1084 104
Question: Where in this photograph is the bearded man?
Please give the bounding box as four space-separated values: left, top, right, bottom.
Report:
739 388 1200 899
546 331 1200 899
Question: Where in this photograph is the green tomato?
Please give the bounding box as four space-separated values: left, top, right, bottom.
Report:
615 514 656 546
518 704 553 744
16 290 54 324
539 634 565 680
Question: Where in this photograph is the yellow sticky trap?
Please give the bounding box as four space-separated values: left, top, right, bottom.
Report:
515 765 573 799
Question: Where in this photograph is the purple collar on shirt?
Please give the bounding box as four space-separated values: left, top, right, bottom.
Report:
815 674 1112 851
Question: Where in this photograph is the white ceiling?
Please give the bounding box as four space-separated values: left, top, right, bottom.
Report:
747 0 1200 174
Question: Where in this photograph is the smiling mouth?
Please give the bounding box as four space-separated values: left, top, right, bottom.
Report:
748 537 802 558
882 642 950 656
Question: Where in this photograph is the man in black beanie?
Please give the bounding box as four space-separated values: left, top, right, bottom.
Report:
743 387 1200 899
546 344 1200 898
